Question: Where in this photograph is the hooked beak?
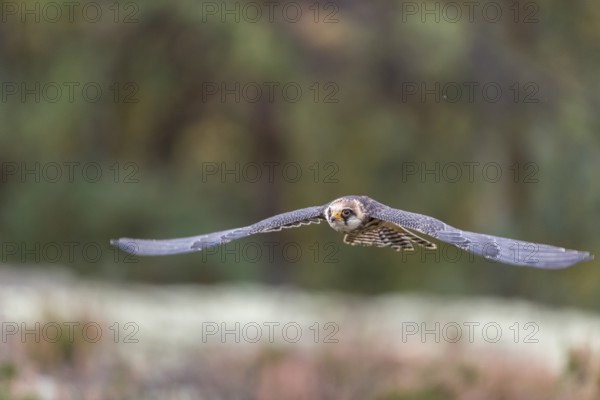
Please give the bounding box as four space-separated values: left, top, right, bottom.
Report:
330 212 341 223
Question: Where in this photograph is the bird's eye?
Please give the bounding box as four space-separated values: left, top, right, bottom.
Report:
341 209 352 217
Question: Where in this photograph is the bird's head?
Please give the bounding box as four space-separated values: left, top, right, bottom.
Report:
326 197 366 232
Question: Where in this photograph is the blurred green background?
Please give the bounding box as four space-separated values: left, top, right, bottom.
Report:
0 0 598 308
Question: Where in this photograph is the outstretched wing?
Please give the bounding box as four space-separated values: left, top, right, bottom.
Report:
111 205 325 256
367 200 593 269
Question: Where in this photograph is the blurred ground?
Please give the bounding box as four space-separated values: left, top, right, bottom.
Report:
1 266 599 400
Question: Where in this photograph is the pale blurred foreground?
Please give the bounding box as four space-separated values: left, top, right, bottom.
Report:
0 267 599 400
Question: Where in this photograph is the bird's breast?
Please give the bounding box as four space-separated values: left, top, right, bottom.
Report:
327 218 364 233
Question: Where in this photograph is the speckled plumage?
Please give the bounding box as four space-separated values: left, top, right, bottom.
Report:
111 195 593 269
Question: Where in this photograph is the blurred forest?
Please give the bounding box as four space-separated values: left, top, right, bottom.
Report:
0 0 599 309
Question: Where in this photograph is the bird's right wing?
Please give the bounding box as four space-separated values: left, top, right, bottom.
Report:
110 227 254 256
110 205 325 256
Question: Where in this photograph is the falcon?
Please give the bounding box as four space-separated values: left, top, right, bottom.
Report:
111 195 593 269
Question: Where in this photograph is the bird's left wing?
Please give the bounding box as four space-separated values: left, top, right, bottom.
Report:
111 205 325 256
367 200 593 269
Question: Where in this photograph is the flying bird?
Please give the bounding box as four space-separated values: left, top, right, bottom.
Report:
111 195 593 269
